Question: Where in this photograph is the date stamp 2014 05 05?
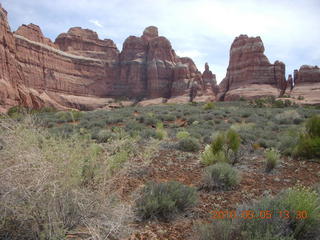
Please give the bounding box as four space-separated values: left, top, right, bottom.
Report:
210 210 308 220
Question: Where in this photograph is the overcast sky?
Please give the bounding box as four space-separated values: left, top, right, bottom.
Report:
2 0 319 82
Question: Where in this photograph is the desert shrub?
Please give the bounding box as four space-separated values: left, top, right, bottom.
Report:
201 163 241 191
279 185 320 239
177 137 201 152
176 130 190 139
125 120 144 132
231 122 256 144
55 111 76 123
197 220 236 240
293 115 320 160
135 181 197 220
140 128 157 139
264 148 280 172
200 145 228 165
160 114 176 121
199 185 319 239
154 122 167 140
226 129 241 153
69 110 83 121
95 129 115 143
275 110 301 125
50 124 75 138
87 119 106 129
203 102 216 110
250 97 295 109
7 106 28 117
108 150 130 175
306 115 320 137
201 130 241 165
0 118 131 239
277 130 299 156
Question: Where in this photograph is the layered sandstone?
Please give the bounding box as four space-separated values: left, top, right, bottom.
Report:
117 26 213 99
0 5 20 111
290 65 320 104
202 63 219 96
55 27 119 61
0 5 46 112
218 35 286 101
0 5 217 112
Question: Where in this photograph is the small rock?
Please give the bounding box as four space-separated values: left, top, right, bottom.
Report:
274 177 280 182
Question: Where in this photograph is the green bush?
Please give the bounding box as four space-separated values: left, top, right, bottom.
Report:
140 128 157 139
201 163 241 191
199 185 320 239
197 220 235 240
226 129 241 153
177 137 200 152
211 133 225 153
135 181 197 220
202 130 241 165
306 115 320 137
277 130 299 156
264 148 280 172
294 115 320 160
154 122 167 140
275 110 301 125
200 145 227 165
280 185 320 239
95 129 115 143
203 102 216 110
176 130 190 140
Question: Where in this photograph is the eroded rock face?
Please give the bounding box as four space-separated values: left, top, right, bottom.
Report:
55 27 119 61
118 26 214 99
294 65 320 84
290 65 320 104
202 63 219 96
0 5 217 112
218 35 286 100
15 24 57 48
0 5 22 111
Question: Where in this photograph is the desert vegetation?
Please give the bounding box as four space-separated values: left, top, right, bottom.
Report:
1 100 320 239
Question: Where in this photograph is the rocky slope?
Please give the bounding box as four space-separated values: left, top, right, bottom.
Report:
218 35 287 101
0 5 218 112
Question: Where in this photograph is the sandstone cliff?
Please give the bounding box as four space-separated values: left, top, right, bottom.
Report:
218 35 287 101
0 5 218 112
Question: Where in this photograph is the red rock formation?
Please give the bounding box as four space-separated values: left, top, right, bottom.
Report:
290 65 320 104
202 63 219 95
55 27 119 61
0 5 23 111
118 27 210 99
14 25 117 98
218 35 286 101
294 65 320 84
15 24 57 48
171 57 199 97
0 5 218 112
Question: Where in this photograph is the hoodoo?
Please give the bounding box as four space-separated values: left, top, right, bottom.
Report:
218 34 287 101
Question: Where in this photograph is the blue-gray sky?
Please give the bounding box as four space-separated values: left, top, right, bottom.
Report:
2 0 320 82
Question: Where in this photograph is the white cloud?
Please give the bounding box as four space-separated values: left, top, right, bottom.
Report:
89 19 103 28
176 49 206 59
2 0 320 83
